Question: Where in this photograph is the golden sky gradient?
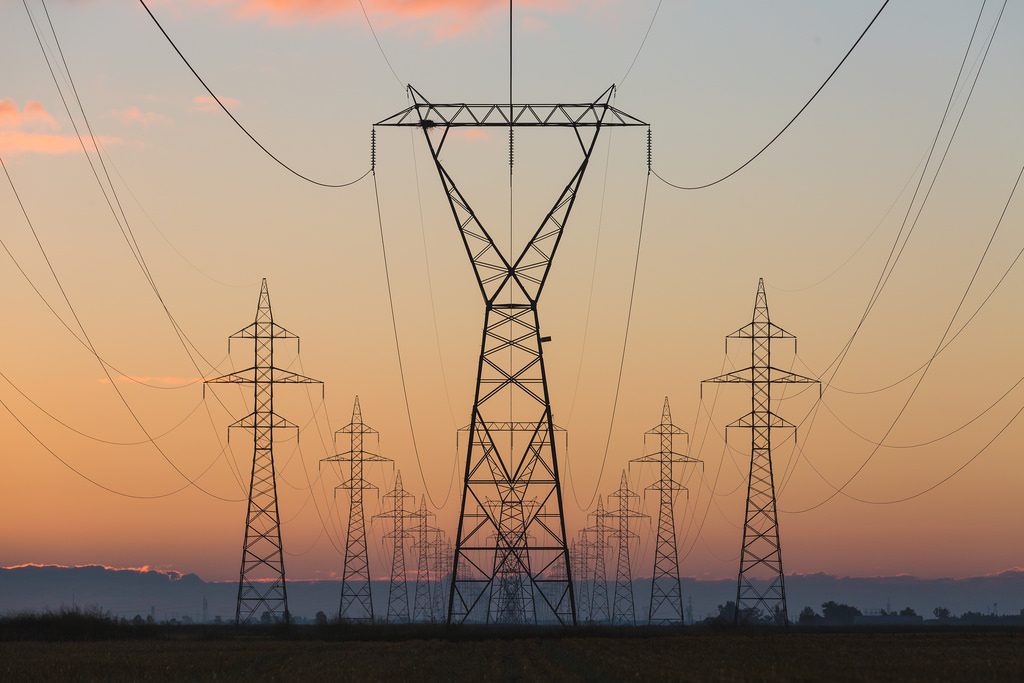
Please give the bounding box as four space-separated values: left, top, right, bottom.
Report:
1 0 1022 582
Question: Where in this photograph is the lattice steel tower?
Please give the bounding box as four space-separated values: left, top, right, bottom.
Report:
630 397 700 625
411 496 442 623
205 278 322 625
608 471 647 626
376 471 415 624
703 279 818 624
379 86 645 624
582 496 613 623
321 396 391 622
573 532 592 623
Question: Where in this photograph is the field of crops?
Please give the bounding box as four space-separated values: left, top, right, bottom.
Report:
2 624 1023 681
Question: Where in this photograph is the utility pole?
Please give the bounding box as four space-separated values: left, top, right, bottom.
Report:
206 278 322 625
378 87 645 625
608 471 647 626
703 278 819 625
582 496 613 624
630 397 701 625
375 471 416 624
321 396 391 623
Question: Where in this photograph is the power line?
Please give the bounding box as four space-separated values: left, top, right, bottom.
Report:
789 155 1023 512
371 170 452 509
652 0 890 190
356 0 404 89
1 150 238 503
618 0 663 88
581 167 653 511
136 0 371 189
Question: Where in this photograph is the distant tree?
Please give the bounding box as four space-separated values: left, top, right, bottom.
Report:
898 607 917 618
146 614 154 625
131 615 144 625
933 607 951 621
716 601 737 623
798 606 822 625
260 611 273 625
821 601 861 625
315 610 328 626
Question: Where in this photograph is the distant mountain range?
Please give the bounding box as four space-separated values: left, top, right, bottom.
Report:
2 564 1021 623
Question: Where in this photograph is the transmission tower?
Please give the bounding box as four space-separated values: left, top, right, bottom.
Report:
630 397 701 625
205 278 322 625
608 471 647 626
703 278 819 625
375 471 416 624
379 86 645 625
574 531 592 623
430 530 448 623
583 496 613 624
321 396 391 622
411 496 442 623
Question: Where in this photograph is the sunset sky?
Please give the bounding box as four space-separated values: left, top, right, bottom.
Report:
1 0 1023 585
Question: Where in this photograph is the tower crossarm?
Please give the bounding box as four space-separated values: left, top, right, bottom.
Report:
702 366 819 387
229 321 299 342
726 321 794 341
205 367 323 386
376 85 647 128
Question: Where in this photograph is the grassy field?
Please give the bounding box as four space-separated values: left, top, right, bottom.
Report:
1 622 1023 681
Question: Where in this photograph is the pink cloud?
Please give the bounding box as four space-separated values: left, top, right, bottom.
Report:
194 0 577 38
0 99 120 156
112 105 170 127
191 94 240 113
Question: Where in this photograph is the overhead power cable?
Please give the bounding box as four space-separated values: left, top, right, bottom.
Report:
372 170 453 510
137 0 370 188
618 0 663 88
652 0 890 190
579 167 653 511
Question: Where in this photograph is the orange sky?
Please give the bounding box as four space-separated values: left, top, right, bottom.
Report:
1 0 1023 583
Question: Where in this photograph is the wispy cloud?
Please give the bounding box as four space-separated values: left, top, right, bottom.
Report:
194 0 577 39
0 99 120 156
191 94 240 113
112 106 170 127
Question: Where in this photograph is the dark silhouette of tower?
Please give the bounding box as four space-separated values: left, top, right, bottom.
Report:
630 398 700 625
411 496 442 623
205 278 322 625
321 396 391 622
583 496 613 623
376 471 415 624
608 471 647 626
429 530 448 623
378 87 645 625
574 532 592 623
703 279 818 624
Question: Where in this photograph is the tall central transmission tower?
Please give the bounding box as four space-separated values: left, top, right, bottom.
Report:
608 471 647 626
379 87 645 625
630 397 700 625
375 471 415 624
321 396 391 623
703 279 819 624
205 278 322 625
583 496 613 624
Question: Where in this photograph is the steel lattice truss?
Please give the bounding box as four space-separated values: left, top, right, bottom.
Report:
703 279 819 625
378 85 644 625
375 472 417 624
608 471 647 626
582 497 613 624
321 397 391 623
631 398 701 625
573 534 592 623
410 496 443 623
205 279 322 625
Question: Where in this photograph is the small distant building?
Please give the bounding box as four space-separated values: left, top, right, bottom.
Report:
854 609 923 626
